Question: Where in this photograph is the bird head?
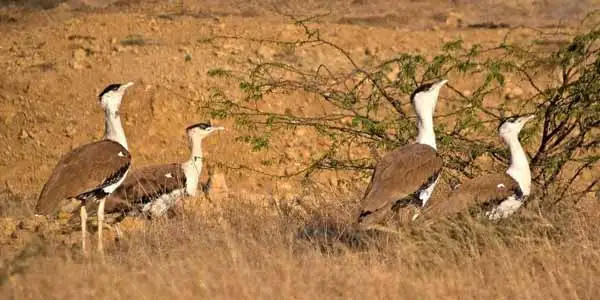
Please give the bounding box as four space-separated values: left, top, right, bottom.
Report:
410 79 448 118
186 122 225 142
98 82 134 112
498 114 535 142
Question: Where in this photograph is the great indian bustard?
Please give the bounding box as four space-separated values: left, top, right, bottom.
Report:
35 82 134 255
423 114 535 220
356 79 448 228
78 122 224 229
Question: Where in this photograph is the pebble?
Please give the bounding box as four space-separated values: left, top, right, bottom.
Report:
64 126 76 137
19 129 30 139
504 86 524 99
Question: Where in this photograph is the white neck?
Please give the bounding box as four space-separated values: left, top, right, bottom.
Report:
415 113 436 150
181 138 204 196
103 109 128 150
504 135 531 196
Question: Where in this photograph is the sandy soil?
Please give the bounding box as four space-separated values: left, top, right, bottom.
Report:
1 0 595 207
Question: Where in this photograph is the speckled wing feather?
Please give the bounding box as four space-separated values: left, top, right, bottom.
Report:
423 172 521 219
102 163 187 214
72 164 187 227
358 143 442 225
35 140 131 215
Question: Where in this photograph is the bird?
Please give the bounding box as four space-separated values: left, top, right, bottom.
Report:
35 82 135 255
79 122 224 231
356 79 448 229
422 114 535 220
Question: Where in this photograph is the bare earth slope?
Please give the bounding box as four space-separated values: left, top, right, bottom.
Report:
2 0 595 212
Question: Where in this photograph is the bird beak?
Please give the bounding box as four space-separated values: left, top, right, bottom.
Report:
520 114 536 123
436 79 449 88
212 126 225 131
121 82 135 90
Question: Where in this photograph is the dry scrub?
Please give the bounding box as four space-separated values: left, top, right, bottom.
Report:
1 195 599 299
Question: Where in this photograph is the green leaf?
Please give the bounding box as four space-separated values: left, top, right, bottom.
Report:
207 68 232 77
442 39 464 52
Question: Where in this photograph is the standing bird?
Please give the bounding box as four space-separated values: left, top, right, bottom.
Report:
422 114 535 220
35 82 135 255
356 79 448 228
86 122 224 227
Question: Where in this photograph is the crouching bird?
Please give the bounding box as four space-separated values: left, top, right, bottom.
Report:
422 114 535 220
72 122 224 237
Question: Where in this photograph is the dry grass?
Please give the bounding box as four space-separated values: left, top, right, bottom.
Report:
1 195 599 300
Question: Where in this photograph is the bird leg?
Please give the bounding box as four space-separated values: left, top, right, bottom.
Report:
80 205 88 256
97 198 105 256
113 223 123 241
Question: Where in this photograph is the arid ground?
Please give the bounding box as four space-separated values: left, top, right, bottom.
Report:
0 0 599 299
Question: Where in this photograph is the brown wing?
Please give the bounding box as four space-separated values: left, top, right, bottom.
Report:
423 172 521 219
358 143 442 225
35 140 131 215
102 163 186 214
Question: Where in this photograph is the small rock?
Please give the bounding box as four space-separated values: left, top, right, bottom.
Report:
505 86 524 99
445 12 464 28
328 177 339 187
257 45 276 60
71 61 84 70
296 127 308 137
73 48 87 61
87 44 101 54
64 126 76 137
19 129 30 139
17 219 37 231
71 48 87 69
511 87 524 96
